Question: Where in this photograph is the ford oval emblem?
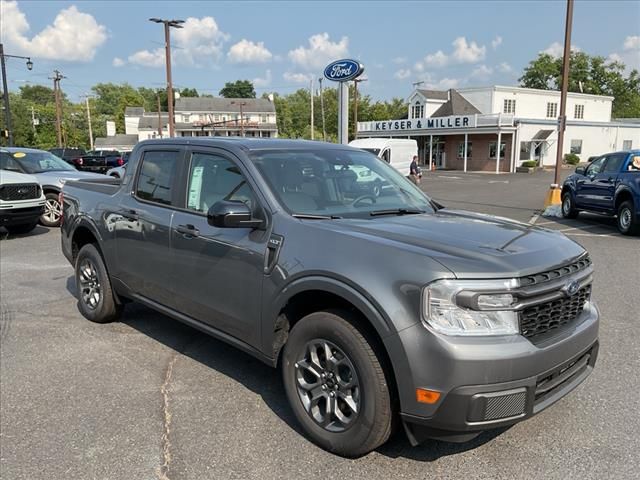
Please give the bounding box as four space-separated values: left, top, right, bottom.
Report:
323 59 364 82
566 280 580 296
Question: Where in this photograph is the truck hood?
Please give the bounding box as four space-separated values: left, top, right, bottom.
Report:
34 170 105 184
0 169 40 185
311 210 586 278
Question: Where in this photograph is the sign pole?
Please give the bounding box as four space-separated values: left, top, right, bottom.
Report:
338 82 349 144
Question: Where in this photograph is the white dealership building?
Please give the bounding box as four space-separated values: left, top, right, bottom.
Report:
357 85 640 172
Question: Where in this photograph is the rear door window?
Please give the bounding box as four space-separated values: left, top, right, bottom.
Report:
135 151 179 206
603 153 626 174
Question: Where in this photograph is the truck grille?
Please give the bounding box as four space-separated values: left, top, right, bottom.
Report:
0 183 40 201
520 255 591 287
520 285 591 339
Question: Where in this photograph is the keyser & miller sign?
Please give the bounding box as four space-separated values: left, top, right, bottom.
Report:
359 115 477 132
324 59 365 82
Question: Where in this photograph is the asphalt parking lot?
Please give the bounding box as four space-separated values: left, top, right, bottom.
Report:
1 170 639 480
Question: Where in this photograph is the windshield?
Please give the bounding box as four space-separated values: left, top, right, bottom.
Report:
250 148 435 218
0 150 76 173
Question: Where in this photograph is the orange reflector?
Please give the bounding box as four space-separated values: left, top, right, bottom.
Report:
416 388 441 404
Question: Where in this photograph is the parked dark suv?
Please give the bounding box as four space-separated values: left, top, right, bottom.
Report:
61 138 599 457
48 147 86 165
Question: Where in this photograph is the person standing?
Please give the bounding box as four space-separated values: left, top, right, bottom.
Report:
409 155 422 185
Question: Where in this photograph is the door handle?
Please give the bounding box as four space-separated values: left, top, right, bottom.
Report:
176 224 200 237
122 209 138 221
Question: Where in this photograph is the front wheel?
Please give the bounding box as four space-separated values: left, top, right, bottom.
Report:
40 192 62 227
617 201 639 235
561 192 579 219
282 310 393 457
75 244 122 323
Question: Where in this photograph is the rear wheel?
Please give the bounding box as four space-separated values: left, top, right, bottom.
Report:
40 192 62 227
5 221 38 235
617 201 639 235
282 310 393 457
561 192 579 219
75 244 122 323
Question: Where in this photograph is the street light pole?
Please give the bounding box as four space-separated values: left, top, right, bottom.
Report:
0 43 33 146
318 77 326 142
84 95 94 150
150 18 184 137
354 77 367 141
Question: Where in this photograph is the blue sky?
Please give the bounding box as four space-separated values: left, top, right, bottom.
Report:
1 0 639 101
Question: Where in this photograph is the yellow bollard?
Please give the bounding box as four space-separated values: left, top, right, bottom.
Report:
543 184 562 208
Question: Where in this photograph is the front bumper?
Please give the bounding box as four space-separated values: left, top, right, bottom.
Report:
386 301 599 444
0 204 45 226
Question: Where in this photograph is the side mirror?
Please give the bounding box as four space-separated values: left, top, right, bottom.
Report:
207 200 264 229
575 165 586 175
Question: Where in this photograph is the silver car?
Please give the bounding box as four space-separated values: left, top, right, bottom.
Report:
0 148 105 227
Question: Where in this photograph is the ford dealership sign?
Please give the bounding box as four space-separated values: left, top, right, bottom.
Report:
323 59 364 82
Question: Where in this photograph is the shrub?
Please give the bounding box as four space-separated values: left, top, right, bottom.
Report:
521 160 538 168
564 153 580 165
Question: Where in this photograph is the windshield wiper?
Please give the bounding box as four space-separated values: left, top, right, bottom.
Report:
369 208 425 217
291 213 342 220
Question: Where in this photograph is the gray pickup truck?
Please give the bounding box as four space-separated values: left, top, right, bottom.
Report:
61 138 599 457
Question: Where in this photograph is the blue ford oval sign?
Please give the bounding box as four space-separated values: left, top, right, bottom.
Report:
323 59 364 82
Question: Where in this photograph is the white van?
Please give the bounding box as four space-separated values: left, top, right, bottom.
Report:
349 138 418 176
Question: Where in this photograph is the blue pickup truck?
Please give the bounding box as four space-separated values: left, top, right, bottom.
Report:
561 150 640 235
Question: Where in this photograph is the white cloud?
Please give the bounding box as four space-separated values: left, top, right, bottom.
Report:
283 71 312 84
497 62 513 73
253 69 272 88
623 35 640 50
452 37 486 63
492 36 503 50
394 69 412 80
288 33 349 70
608 35 640 72
227 39 272 64
424 50 449 68
541 41 580 58
128 16 229 67
112 57 125 67
425 78 460 90
128 48 165 68
393 56 407 64
0 1 106 61
419 37 486 69
471 64 493 80
414 61 425 72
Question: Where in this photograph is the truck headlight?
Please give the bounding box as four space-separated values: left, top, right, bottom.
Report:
422 279 519 336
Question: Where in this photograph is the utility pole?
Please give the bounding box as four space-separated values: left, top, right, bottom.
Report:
230 100 246 137
318 77 326 142
150 18 184 137
554 0 574 187
0 43 33 146
50 70 65 148
544 0 574 208
354 77 367 141
157 91 163 138
310 78 314 140
84 96 94 150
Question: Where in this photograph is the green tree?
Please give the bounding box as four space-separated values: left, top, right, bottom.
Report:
219 80 256 98
179 88 199 97
19 85 57 105
519 51 640 117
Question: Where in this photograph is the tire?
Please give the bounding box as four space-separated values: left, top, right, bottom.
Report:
617 200 639 236
561 192 579 219
40 192 62 227
5 221 39 235
75 244 122 323
282 310 393 457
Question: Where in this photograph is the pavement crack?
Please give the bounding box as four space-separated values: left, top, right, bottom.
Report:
156 352 179 480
